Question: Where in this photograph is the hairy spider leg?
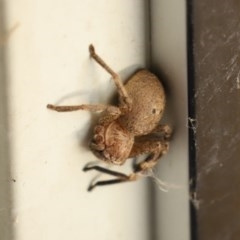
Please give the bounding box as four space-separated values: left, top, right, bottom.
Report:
47 44 132 113
83 138 169 191
89 44 132 110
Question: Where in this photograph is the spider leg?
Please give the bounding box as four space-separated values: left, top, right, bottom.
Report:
87 179 128 192
83 165 129 178
89 44 132 111
47 103 118 113
84 139 169 191
83 165 136 191
151 124 173 140
129 138 170 173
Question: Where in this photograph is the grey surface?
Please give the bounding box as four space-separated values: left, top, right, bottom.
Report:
191 0 240 239
151 1 189 240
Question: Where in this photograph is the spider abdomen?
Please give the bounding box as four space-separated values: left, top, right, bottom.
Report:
118 69 166 136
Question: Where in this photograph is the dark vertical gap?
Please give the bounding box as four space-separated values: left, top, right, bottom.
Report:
187 0 197 240
0 1 14 239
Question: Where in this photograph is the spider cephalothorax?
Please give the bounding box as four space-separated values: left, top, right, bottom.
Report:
90 121 134 165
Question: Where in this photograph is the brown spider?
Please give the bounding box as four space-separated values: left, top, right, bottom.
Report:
47 44 172 191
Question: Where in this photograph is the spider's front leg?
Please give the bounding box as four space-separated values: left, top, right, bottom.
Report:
89 44 132 111
47 44 132 113
47 103 112 112
47 103 123 123
83 137 170 191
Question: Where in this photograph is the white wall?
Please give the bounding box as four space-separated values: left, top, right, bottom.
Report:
0 1 189 240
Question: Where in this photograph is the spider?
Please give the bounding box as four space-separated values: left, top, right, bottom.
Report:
47 44 172 191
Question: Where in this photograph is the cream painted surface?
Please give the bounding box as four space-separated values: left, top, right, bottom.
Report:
0 0 189 240
4 1 148 240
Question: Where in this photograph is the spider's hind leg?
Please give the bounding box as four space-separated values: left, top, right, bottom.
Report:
83 137 170 191
83 165 137 191
129 137 170 174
